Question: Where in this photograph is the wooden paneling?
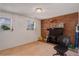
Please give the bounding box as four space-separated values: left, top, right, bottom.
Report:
41 12 78 45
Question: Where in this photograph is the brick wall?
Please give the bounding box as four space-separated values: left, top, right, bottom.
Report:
41 12 78 45
78 12 79 23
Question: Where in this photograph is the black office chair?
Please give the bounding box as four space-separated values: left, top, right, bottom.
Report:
53 35 70 56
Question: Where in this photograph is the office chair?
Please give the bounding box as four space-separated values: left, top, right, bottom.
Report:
53 35 70 56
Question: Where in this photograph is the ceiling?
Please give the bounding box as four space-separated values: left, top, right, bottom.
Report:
0 3 79 19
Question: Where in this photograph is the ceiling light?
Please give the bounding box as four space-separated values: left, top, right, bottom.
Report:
35 8 43 13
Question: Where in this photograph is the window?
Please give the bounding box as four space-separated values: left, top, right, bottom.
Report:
0 17 11 31
27 20 36 30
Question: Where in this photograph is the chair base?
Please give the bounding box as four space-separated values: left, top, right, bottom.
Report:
53 52 67 56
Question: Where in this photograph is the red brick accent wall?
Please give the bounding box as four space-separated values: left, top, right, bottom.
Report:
78 13 79 23
41 12 78 45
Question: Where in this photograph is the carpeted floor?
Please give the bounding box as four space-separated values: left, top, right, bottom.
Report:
0 41 78 56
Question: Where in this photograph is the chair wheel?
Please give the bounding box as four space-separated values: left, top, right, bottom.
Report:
53 54 60 56
64 54 67 56
53 53 60 56
53 53 67 56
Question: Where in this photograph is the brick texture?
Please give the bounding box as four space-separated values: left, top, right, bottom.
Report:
41 12 78 45
78 13 79 23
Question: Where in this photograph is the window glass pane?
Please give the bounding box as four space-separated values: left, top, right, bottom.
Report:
0 17 11 30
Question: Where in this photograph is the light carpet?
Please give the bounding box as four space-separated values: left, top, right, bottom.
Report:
0 41 78 56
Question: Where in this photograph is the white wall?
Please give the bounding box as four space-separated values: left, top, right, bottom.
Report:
0 12 41 50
